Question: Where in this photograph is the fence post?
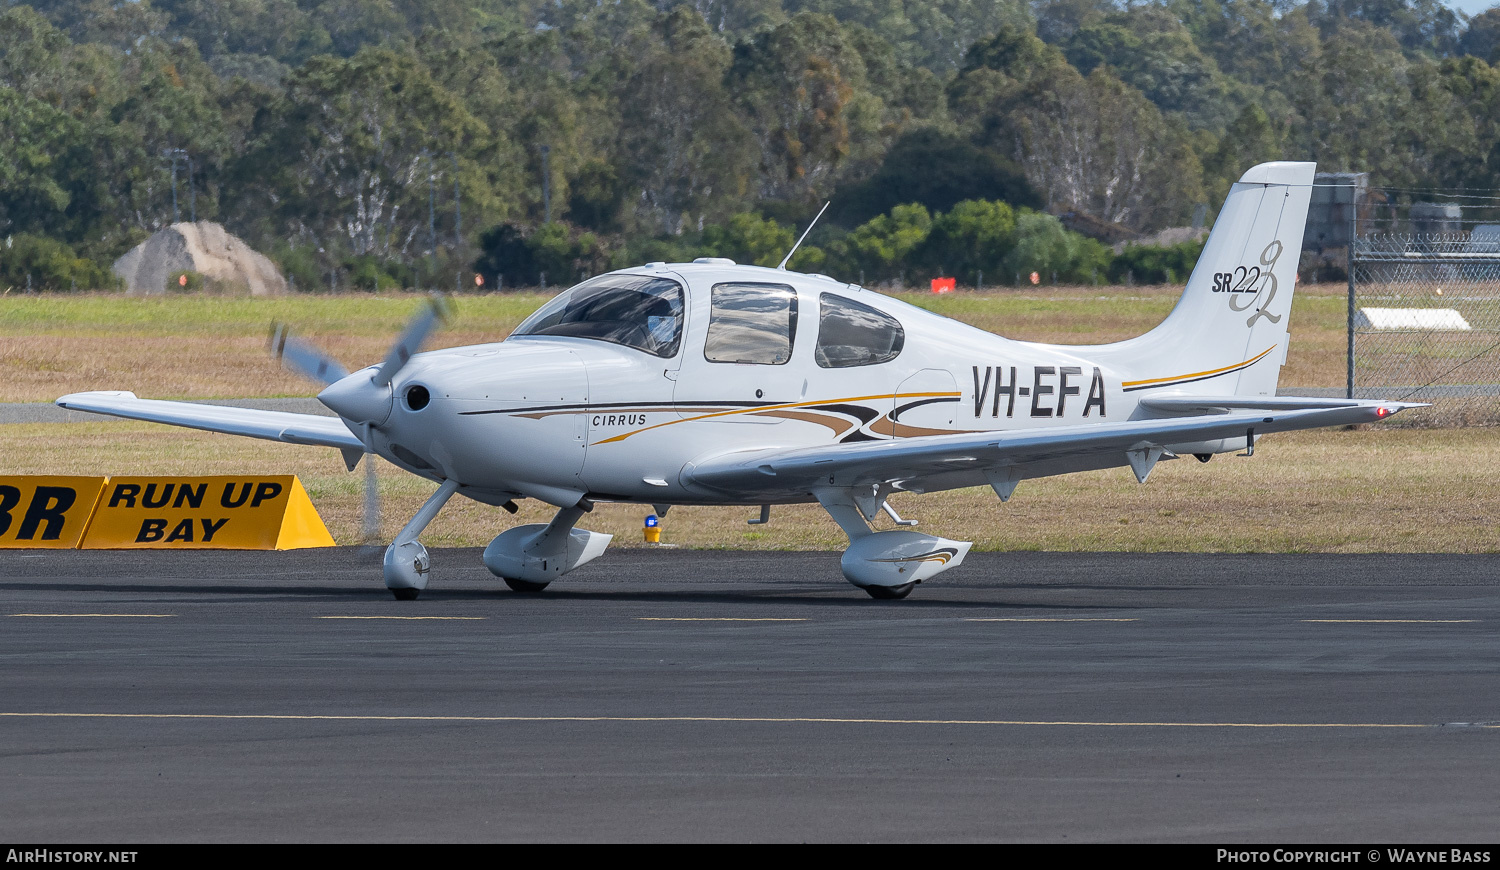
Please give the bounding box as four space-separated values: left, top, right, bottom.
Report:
1346 180 1357 400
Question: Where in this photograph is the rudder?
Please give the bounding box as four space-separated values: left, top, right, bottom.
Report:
1126 161 1316 398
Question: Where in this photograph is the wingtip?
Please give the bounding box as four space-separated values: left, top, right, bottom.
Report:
56 390 139 407
1372 402 1429 420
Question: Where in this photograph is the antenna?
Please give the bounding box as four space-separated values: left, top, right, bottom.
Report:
777 201 831 271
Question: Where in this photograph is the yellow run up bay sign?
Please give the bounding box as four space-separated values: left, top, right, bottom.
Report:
0 475 334 550
0 475 106 549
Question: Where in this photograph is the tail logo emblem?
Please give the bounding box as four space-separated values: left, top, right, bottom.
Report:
1220 240 1284 328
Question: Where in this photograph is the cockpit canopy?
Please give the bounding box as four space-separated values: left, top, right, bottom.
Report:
511 269 905 368
512 273 684 359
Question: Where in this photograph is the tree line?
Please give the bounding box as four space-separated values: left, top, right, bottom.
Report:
1 0 1498 291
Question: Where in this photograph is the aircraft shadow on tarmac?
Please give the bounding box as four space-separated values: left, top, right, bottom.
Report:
0 578 1136 611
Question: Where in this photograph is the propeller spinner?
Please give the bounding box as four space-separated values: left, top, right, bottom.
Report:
270 295 452 544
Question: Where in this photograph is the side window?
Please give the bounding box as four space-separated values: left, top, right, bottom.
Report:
815 293 904 368
705 283 798 365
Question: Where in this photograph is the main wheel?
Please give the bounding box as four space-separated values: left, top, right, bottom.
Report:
503 577 551 593
391 588 420 601
863 582 916 600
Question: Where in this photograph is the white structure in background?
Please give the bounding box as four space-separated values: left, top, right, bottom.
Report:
1356 308 1471 330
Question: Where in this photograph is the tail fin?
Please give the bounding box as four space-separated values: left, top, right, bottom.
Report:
1107 161 1315 398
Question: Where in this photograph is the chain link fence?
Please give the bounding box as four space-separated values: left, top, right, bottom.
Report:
1350 231 1500 426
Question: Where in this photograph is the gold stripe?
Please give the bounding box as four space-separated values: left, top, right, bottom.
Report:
1122 346 1276 388
0 712 1461 729
869 417 958 438
517 406 694 420
751 409 855 437
593 391 961 445
869 553 950 565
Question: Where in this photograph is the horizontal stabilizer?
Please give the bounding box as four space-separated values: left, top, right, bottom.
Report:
56 391 363 451
1139 396 1427 414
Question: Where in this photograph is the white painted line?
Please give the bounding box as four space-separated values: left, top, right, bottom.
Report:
0 712 1473 729
10 613 175 618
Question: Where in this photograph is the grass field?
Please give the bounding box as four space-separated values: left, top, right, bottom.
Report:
3 421 1494 553
5 284 1490 553
0 282 1354 401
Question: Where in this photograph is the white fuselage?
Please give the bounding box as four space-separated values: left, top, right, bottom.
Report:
62 163 1415 599
366 262 1271 509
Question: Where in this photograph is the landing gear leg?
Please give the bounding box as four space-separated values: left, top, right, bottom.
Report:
383 478 460 601
483 501 613 591
815 488 971 599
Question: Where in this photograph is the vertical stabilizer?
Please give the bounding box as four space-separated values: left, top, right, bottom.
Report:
1114 162 1315 398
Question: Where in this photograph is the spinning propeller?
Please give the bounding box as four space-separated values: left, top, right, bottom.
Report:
270 295 452 544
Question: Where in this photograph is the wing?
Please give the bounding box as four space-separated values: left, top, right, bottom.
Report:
56 391 364 452
685 399 1421 498
1137 395 1385 414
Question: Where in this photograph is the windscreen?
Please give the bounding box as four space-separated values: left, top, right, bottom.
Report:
512 273 684 359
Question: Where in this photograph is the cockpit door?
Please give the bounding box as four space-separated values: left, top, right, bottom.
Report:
673 281 804 424
882 369 960 437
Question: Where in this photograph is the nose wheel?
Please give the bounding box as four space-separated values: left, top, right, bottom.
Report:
382 479 459 601
862 582 916 600
384 540 431 600
502 577 551 593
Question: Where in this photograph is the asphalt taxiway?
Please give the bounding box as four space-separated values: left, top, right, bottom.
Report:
1 549 1496 842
